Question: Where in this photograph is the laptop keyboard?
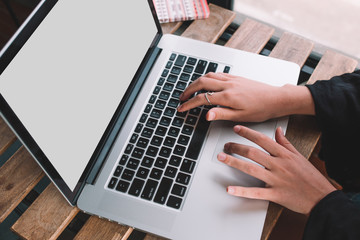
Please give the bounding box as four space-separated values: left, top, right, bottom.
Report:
107 52 230 210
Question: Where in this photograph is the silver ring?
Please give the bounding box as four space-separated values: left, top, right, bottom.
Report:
204 92 214 105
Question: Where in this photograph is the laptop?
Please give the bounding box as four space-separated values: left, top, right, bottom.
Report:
0 0 300 239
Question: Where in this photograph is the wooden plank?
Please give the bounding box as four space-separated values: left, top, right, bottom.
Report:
143 233 164 240
181 4 235 43
0 146 44 223
225 18 274 54
0 116 16 155
74 216 133 240
161 22 182 34
307 50 358 84
260 32 314 240
11 183 79 240
269 32 314 66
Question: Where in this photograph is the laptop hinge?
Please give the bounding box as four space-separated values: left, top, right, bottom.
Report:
85 46 162 185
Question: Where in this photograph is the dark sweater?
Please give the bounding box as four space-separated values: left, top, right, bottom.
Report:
302 70 360 239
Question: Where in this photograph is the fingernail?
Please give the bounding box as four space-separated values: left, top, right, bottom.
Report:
207 111 215 121
279 126 284 136
177 105 183 112
227 186 235 194
217 152 226 162
234 125 241 133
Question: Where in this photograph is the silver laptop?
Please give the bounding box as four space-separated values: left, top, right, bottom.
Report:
0 0 299 239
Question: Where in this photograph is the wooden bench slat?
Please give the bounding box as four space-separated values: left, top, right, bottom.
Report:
0 146 44 223
74 216 133 240
0 117 16 155
11 183 79 240
307 50 358 84
161 22 183 34
181 4 235 43
269 32 314 67
225 18 274 54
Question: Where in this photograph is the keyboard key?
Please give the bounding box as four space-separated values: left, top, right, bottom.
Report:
155 126 167 136
172 117 184 127
182 125 194 135
144 104 152 113
191 73 202 81
173 145 186 156
155 100 166 109
164 136 176 147
141 179 158 200
179 73 190 81
114 166 123 177
171 66 181 75
153 86 161 95
161 69 169 77
172 184 187 197
137 137 149 148
158 77 165 86
168 98 180 108
168 127 180 137
176 172 191 185
154 177 173 204
169 155 182 167
185 110 211 160
132 148 144 159
139 113 148 123
166 61 173 69
159 91 170 100
127 158 140 170
180 159 196 173
121 169 135 181
155 157 168 169
124 144 134 154
119 155 129 165
141 156 154 168
174 55 187 67
223 66 231 73
149 95 157 104
136 167 150 179
167 74 178 83
164 107 176 117
108 177 118 189
150 136 163 146
177 135 190 146
163 83 174 92
151 109 162 119
175 81 187 90
134 123 143 133
189 107 201 116
128 178 145 197
169 53 177 61
150 168 163 180
172 90 183 99
185 115 197 125
187 57 197 65
205 62 218 73
159 116 171 126
183 65 194 73
167 195 182 209
159 146 172 158
176 110 187 118
141 128 154 138
165 166 178 178
146 146 159 157
130 133 138 143
116 180 130 193
146 118 158 128
194 60 208 74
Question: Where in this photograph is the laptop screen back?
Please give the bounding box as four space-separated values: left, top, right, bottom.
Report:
0 0 158 191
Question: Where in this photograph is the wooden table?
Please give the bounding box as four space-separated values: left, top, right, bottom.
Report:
0 4 358 240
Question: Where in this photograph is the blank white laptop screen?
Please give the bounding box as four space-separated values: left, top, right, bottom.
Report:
0 0 158 190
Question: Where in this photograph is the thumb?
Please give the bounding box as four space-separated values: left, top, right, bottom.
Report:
206 108 243 121
275 127 297 153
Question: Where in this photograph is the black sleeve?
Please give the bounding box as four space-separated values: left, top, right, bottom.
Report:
303 190 360 240
306 70 360 191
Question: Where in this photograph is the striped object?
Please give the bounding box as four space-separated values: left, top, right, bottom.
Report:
153 0 210 23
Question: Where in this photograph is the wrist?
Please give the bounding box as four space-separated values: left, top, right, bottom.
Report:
276 84 315 117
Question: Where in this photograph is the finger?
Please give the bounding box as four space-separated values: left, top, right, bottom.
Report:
178 92 219 112
217 152 271 183
227 186 274 202
224 142 271 169
180 76 224 101
233 125 283 157
274 127 298 154
206 108 245 121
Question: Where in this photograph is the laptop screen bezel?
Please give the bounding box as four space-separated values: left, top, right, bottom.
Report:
0 0 163 205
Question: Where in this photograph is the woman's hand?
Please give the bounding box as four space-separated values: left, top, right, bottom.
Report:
218 125 336 214
178 72 315 122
